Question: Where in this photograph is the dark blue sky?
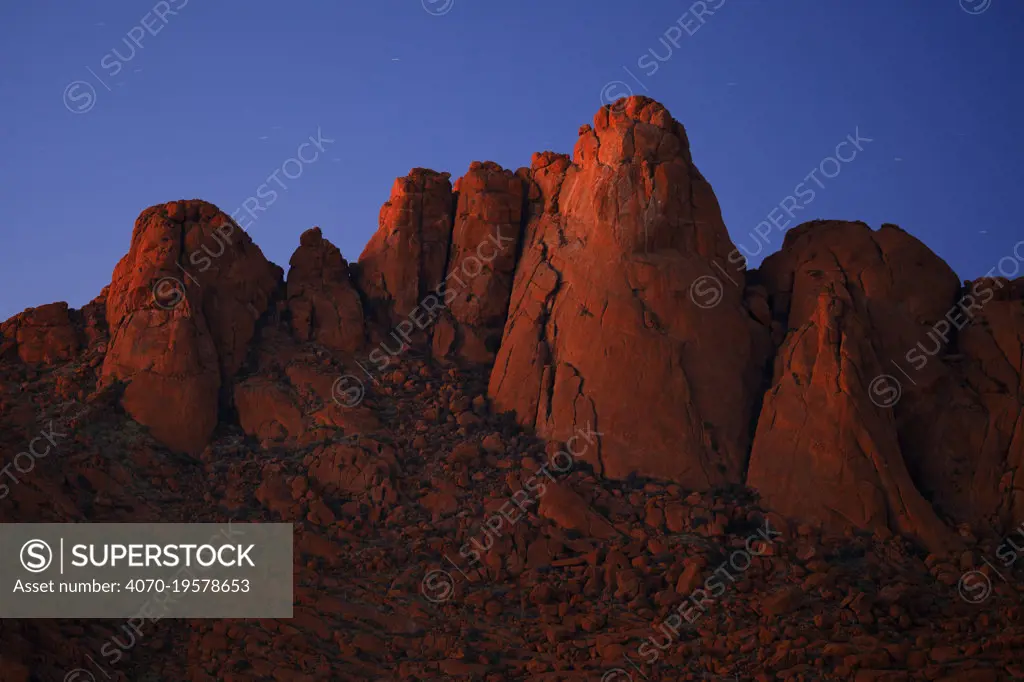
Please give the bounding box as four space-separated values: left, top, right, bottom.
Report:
1 0 1021 320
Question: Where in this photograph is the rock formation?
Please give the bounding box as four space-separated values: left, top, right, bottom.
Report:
356 169 454 330
287 227 365 352
100 200 281 454
0 302 80 365
896 275 1024 532
3 96 1022 551
745 221 964 552
2 96 1023 680
487 97 772 488
432 161 525 364
745 221 1024 548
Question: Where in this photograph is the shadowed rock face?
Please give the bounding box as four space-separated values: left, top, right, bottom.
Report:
746 220 1024 550
0 302 79 365
100 200 282 454
287 227 365 352
432 161 526 364
486 97 772 489
356 168 454 331
896 276 1024 532
746 220 963 552
5 96 1022 551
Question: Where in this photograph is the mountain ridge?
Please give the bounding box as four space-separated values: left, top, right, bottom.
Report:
1 95 1022 680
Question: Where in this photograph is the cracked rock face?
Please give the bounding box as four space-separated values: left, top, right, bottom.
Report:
356 169 454 331
898 275 1024 533
433 161 526 364
101 200 281 454
7 95 1018 558
487 96 772 488
747 221 963 552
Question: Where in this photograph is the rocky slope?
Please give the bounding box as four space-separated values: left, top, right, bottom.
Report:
1 96 1021 681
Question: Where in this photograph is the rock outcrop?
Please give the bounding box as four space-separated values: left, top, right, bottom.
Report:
433 161 525 364
2 96 1020 549
897 275 1024 532
745 220 1024 546
0 302 80 365
487 97 772 488
100 200 281 454
235 377 305 443
287 227 365 352
2 96 1023 681
952 278 1024 528
356 169 454 331
745 221 962 551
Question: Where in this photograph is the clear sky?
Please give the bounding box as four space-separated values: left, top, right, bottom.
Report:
1 0 1021 320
